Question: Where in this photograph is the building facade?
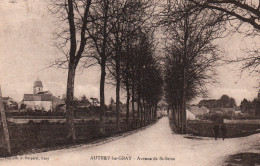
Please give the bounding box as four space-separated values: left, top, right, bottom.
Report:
21 79 64 111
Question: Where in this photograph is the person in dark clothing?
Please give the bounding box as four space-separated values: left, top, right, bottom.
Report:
213 124 219 140
220 123 227 140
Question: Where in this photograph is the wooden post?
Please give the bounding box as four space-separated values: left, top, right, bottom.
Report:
0 86 11 154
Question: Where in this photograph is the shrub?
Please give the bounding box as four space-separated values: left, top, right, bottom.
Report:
55 122 61 125
40 120 50 125
28 120 35 126
79 120 85 124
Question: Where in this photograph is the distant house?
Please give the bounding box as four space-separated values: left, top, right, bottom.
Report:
77 101 91 108
2 97 14 105
22 94 52 111
209 107 237 119
129 100 138 112
210 107 236 113
52 96 65 108
186 109 197 120
187 105 209 119
119 100 139 116
2 97 18 110
20 78 64 111
200 106 210 114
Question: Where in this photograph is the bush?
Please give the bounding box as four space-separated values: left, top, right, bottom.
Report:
28 120 35 126
40 120 50 125
79 120 85 124
54 122 61 125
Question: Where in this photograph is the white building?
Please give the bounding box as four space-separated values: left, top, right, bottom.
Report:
187 105 209 119
186 109 197 120
21 79 64 111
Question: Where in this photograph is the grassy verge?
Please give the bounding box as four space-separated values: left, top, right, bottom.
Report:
187 121 260 138
223 153 260 166
0 119 158 157
168 117 260 138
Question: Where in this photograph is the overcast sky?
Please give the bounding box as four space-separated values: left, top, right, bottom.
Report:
0 0 259 105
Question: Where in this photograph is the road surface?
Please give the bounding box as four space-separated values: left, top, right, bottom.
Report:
0 117 259 166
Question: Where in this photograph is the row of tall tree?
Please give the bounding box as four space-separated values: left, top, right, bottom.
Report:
162 0 259 133
49 0 259 139
240 98 260 115
108 29 163 130
1 0 259 155
162 1 227 133
50 0 163 142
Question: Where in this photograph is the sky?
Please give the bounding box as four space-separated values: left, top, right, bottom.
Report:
0 0 259 105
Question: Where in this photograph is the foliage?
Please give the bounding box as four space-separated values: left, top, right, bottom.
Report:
187 121 260 138
187 0 260 76
49 0 93 141
161 0 225 133
198 94 237 108
240 98 260 115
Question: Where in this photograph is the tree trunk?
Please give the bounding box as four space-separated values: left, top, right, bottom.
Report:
116 73 120 131
125 32 130 130
174 105 177 125
66 62 77 142
0 86 11 155
126 78 130 130
115 50 120 131
131 79 135 128
99 58 106 134
181 10 188 134
178 102 181 128
137 78 141 127
150 103 154 122
99 0 109 134
148 103 151 123
154 102 158 120
115 16 122 131
137 97 140 127
181 70 187 134
150 103 152 122
139 97 143 126
125 52 130 130
142 96 146 125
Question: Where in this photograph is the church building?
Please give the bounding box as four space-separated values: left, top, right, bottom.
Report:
21 78 64 111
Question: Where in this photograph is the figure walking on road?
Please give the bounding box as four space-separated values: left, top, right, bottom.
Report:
220 123 227 140
213 124 219 140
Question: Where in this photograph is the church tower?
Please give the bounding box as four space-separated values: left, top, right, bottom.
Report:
33 78 43 94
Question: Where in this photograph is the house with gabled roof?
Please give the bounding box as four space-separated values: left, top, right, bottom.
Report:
186 109 197 120
187 105 209 119
22 94 53 111
2 96 18 110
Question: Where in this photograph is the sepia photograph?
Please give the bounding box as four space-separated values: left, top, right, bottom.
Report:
0 0 259 165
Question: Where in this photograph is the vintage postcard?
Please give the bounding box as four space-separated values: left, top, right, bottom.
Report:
0 0 259 165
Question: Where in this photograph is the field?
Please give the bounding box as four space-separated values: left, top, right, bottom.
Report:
187 121 260 138
0 120 139 157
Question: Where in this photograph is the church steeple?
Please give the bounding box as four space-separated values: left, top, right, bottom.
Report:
33 78 43 94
